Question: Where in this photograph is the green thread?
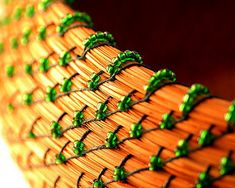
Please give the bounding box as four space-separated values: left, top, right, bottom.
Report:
175 138 189 157
7 103 14 111
149 155 163 171
220 154 234 175
118 95 132 111
107 50 143 77
1 16 11 25
28 131 36 139
196 168 211 188
26 5 35 18
13 7 23 20
225 101 235 126
145 69 176 93
57 12 93 35
88 72 102 90
0 43 4 54
39 57 50 72
198 128 214 146
55 153 66 164
179 84 210 116
113 166 127 181
6 65 14 77
45 87 57 102
93 179 104 188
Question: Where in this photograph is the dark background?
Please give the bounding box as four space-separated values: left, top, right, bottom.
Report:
71 0 235 100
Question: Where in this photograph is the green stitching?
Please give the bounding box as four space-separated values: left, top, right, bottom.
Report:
225 101 235 126
45 87 57 102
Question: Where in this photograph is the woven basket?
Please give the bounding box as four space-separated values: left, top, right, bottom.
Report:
0 0 235 187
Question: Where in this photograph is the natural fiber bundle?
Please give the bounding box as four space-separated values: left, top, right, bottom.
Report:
0 0 235 187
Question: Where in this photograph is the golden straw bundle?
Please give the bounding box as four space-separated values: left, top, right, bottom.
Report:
0 0 235 187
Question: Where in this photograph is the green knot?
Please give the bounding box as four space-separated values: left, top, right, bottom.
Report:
160 112 175 129
26 5 35 18
113 166 127 181
55 153 66 164
93 179 104 188
175 139 189 157
60 78 72 92
149 155 164 171
24 64 32 75
73 141 85 156
39 57 50 72
38 0 52 11
59 51 71 66
11 38 18 49
13 7 23 20
51 121 62 138
196 170 211 188
83 31 116 50
88 72 101 90
57 11 93 35
96 102 108 120
7 103 14 112
107 50 143 77
45 87 57 102
21 28 32 45
38 26 47 41
220 156 234 175
105 132 119 148
23 93 33 106
225 101 235 126
28 131 36 139
179 84 210 116
72 111 84 127
130 123 143 138
145 69 176 93
6 65 14 77
0 43 4 54
198 129 214 146
118 95 132 111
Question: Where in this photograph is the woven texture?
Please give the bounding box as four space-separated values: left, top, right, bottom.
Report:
0 1 235 188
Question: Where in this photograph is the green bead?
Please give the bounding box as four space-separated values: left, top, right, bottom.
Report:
55 153 66 164
220 156 233 175
59 51 71 66
38 0 52 11
28 131 36 138
13 7 23 20
6 65 14 77
113 166 127 181
26 5 35 18
38 26 46 41
39 57 50 72
105 132 119 148
198 130 214 146
149 155 163 171
51 121 62 138
93 179 104 188
160 113 175 129
60 79 72 92
72 111 84 127
11 38 18 49
196 171 211 188
7 103 14 111
175 139 189 157
96 102 108 120
225 101 235 126
24 64 32 75
45 87 57 102
130 123 143 138
145 69 176 93
118 96 132 111
0 43 4 54
73 141 85 155
23 93 33 106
